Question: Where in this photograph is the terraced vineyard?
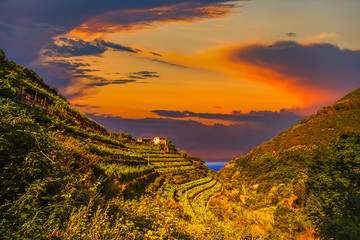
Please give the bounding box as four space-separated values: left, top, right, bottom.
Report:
135 147 199 173
176 177 223 219
191 182 222 218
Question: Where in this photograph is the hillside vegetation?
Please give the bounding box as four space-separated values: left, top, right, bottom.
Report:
0 49 230 239
219 87 360 239
1 47 359 239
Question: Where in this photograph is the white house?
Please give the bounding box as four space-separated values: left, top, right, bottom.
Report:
153 137 166 145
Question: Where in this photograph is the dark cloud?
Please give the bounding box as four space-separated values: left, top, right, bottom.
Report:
0 22 66 63
44 60 99 75
65 1 241 36
130 71 160 79
149 58 189 68
72 104 101 109
87 79 137 87
152 109 302 126
86 71 160 87
87 110 302 162
39 60 102 88
0 0 240 64
0 1 239 28
100 40 140 53
43 58 160 91
128 75 146 79
286 32 297 38
29 23 67 37
229 41 360 96
42 38 139 57
150 52 163 57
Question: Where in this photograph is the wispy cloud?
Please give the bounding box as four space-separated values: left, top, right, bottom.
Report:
70 1 241 38
42 37 140 58
72 104 101 109
152 109 302 125
286 32 297 38
149 58 189 68
85 71 160 87
129 71 160 79
44 60 99 75
87 79 137 87
306 32 340 43
42 58 161 94
150 52 163 57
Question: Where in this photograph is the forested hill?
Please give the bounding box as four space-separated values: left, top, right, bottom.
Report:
0 49 229 239
218 87 360 239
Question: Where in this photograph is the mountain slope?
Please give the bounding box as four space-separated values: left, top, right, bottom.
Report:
0 49 229 239
218 87 360 239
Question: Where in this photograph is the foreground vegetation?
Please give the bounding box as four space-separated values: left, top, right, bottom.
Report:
1 48 359 239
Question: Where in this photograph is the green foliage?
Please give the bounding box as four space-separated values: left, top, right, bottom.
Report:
176 177 213 195
0 95 201 239
23 68 62 97
100 163 154 184
153 162 192 168
86 141 142 160
166 139 177 152
0 77 16 98
0 97 99 238
177 178 218 214
306 132 360 240
234 147 311 193
148 157 189 162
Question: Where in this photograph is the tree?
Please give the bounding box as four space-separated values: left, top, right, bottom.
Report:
306 132 360 240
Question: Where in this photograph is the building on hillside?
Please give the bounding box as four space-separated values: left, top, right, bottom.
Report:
13 86 52 112
153 137 167 145
136 138 152 144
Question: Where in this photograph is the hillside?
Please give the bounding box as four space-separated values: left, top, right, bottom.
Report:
218 87 360 239
1 47 359 239
0 49 231 239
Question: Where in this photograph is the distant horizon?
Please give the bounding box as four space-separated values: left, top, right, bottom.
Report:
205 162 228 171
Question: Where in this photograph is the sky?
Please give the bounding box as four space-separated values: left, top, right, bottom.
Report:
1 0 359 162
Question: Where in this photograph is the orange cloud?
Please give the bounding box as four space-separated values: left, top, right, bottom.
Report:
69 2 240 39
306 32 341 43
170 40 360 109
336 2 347 7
